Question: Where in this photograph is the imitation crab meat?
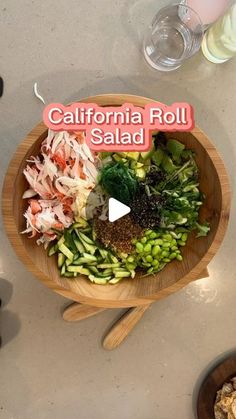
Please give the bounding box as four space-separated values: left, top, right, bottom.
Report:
22 130 100 246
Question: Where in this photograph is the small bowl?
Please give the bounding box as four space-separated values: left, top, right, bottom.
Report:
197 355 236 418
2 94 231 308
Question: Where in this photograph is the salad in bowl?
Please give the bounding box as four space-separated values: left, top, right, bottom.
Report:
21 128 210 285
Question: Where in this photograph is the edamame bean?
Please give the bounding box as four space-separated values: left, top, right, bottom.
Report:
176 254 183 261
127 256 134 263
149 239 156 246
181 233 188 242
163 234 172 241
144 243 151 253
152 260 159 267
163 258 171 262
147 267 154 274
136 242 144 253
171 246 178 251
152 245 161 256
126 263 136 270
142 262 152 267
162 242 170 248
145 230 153 236
146 255 153 263
141 237 147 244
178 240 186 246
169 252 177 260
155 239 163 245
149 232 157 239
161 251 169 257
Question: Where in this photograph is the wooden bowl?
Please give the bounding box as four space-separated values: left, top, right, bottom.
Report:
2 94 231 308
197 355 236 419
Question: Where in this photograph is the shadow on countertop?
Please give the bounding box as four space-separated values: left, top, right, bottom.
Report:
0 278 21 348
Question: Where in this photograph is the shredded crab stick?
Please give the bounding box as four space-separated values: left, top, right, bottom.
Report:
22 130 101 247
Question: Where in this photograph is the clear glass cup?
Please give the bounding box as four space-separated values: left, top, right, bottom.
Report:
143 3 204 71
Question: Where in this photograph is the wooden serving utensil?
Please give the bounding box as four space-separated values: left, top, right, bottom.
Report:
102 268 209 350
63 302 106 322
63 269 209 349
103 304 151 350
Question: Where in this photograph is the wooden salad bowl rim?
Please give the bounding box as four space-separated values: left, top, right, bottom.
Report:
1 94 231 308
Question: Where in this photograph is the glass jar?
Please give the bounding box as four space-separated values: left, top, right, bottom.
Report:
201 3 236 63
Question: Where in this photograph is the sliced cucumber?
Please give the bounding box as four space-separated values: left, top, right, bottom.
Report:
114 271 131 278
58 243 74 261
89 266 100 274
99 248 108 259
73 217 88 228
48 244 57 257
64 272 75 278
97 263 120 269
60 263 66 276
77 231 94 244
65 258 73 267
57 235 65 247
110 254 119 263
82 253 97 262
109 277 121 284
73 238 85 253
58 253 65 268
73 257 93 265
67 266 90 275
88 275 111 284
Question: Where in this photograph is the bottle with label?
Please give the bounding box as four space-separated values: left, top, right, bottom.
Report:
201 3 236 63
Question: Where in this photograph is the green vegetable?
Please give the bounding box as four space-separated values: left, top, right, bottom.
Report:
151 148 164 166
48 244 58 256
58 243 74 261
132 228 185 275
141 142 155 160
100 161 138 205
49 222 133 284
161 155 177 174
195 222 210 238
166 139 185 160
58 253 65 268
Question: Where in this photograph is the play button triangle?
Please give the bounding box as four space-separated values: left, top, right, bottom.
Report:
108 198 131 223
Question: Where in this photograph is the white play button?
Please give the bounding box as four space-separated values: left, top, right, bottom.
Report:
108 198 131 222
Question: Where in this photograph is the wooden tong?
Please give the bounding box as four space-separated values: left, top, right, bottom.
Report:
63 268 209 350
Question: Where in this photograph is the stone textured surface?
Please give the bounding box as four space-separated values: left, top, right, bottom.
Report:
0 1 236 418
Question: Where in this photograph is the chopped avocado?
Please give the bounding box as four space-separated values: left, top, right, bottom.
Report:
136 167 146 179
118 151 140 160
100 152 111 159
113 154 123 162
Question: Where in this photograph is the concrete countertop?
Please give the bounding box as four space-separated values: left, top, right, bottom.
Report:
0 1 236 418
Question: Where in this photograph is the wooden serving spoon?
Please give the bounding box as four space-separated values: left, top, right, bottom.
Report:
102 268 209 350
102 304 151 350
63 268 209 349
63 302 106 322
